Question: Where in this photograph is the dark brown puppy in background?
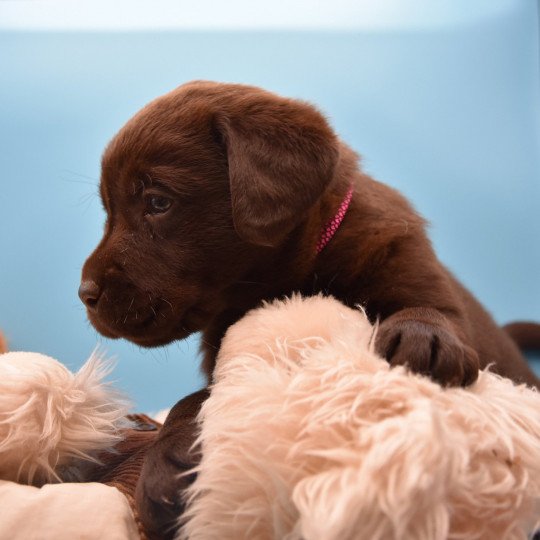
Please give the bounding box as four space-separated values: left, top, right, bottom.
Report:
79 81 540 538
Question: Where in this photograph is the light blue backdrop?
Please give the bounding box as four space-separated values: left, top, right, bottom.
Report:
1 1 538 411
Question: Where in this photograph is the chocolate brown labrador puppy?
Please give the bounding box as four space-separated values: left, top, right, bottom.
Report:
79 81 539 538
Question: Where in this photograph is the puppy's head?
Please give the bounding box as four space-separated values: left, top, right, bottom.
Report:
80 81 339 347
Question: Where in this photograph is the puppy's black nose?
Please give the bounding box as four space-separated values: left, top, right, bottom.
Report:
78 280 101 309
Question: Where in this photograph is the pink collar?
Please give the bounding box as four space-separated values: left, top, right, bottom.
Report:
316 185 354 254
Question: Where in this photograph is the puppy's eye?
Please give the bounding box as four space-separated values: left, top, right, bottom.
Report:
146 195 172 215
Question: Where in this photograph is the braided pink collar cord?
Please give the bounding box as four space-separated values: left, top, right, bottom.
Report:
316 185 354 254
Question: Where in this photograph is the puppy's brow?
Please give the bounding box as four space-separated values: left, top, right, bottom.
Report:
131 177 146 195
141 173 168 190
144 174 180 194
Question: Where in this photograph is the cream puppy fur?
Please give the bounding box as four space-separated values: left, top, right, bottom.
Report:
0 351 130 485
180 295 540 540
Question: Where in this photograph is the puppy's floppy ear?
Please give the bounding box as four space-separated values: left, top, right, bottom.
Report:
215 94 339 247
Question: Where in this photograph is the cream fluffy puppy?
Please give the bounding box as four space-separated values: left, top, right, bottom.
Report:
181 295 540 540
0 351 130 485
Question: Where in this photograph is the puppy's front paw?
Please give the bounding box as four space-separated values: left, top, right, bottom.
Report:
136 436 198 540
376 318 479 386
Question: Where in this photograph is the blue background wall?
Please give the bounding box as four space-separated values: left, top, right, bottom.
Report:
1 1 538 411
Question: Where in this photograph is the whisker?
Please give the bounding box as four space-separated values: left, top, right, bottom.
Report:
123 297 135 324
78 191 98 204
200 338 218 351
60 169 99 184
160 297 174 310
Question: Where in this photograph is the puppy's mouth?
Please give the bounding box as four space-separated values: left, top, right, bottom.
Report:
86 299 210 348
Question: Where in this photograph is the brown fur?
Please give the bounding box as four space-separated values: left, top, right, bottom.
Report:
79 81 539 537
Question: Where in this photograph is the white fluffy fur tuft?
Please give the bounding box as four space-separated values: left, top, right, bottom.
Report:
0 350 131 485
179 295 540 540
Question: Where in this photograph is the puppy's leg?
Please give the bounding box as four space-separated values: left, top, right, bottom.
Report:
136 388 209 540
357 234 506 387
375 307 480 386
